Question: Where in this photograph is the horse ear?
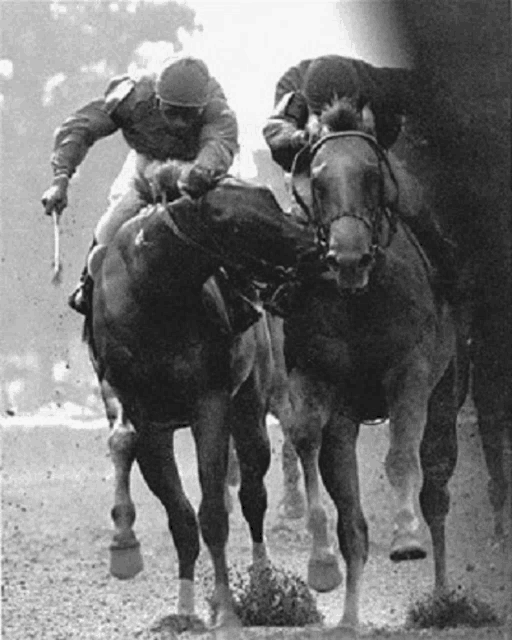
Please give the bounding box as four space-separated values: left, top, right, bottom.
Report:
291 146 313 214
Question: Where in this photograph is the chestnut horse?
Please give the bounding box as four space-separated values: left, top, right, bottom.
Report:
281 106 468 636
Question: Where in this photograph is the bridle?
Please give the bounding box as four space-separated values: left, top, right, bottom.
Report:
293 131 399 257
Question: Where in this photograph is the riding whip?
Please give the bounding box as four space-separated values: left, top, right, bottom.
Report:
51 210 63 286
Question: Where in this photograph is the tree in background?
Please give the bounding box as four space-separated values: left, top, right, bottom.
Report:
0 0 198 412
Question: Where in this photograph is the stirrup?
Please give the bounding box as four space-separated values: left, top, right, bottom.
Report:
68 275 93 316
68 285 87 315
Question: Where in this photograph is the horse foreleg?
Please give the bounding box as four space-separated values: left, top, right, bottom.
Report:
300 441 343 593
385 351 431 562
288 371 342 593
320 415 368 633
136 427 199 616
193 390 241 629
104 387 143 579
420 362 459 595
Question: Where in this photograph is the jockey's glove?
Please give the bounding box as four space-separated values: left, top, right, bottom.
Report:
41 175 69 216
290 130 308 149
178 165 216 199
150 161 185 198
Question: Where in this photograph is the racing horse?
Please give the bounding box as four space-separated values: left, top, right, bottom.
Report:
83 173 316 630
281 101 468 636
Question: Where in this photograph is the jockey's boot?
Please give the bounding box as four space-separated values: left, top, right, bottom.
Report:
406 214 459 304
68 239 96 316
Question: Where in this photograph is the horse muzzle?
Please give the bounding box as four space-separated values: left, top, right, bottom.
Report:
324 249 374 291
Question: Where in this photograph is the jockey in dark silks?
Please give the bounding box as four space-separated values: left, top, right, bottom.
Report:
263 54 457 300
41 56 259 327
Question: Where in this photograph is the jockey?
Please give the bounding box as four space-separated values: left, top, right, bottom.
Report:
262 54 457 301
41 55 248 322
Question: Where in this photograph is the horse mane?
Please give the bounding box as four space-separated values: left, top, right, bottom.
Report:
134 159 184 203
319 97 362 133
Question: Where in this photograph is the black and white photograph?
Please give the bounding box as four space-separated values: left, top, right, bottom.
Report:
1 1 510 638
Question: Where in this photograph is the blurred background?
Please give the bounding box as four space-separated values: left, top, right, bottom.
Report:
0 0 509 417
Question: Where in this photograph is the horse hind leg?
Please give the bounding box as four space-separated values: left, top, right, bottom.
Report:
279 432 306 519
268 316 305 519
103 383 143 579
223 437 240 515
472 316 512 539
136 425 200 616
419 360 461 594
231 371 271 566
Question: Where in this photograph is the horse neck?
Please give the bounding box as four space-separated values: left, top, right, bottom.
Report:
135 212 221 293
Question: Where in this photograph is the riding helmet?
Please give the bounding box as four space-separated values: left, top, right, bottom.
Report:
155 56 210 107
303 55 360 113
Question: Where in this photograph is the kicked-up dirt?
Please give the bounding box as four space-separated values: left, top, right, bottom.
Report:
2 398 511 639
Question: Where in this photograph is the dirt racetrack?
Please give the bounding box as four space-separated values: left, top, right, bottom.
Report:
2 398 511 639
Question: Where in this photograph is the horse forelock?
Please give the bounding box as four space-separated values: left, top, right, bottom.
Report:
319 97 362 134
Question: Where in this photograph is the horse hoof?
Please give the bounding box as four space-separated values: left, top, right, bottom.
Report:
390 533 427 562
308 554 343 592
213 627 241 640
109 541 144 579
212 612 242 640
278 493 306 520
324 624 358 639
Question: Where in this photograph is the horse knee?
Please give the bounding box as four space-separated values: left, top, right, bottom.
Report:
109 425 138 458
385 445 421 487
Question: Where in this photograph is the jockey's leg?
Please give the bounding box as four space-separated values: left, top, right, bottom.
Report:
68 153 146 315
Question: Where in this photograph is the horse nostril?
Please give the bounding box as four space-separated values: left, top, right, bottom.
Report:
359 253 374 269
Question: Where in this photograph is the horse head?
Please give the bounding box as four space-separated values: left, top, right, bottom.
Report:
293 99 399 291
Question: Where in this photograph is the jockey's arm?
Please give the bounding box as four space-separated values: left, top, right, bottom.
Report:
262 92 309 172
187 94 239 192
262 60 312 172
50 99 120 179
50 76 134 179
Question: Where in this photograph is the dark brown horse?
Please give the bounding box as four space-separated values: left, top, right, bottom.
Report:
397 0 511 541
83 179 316 631
281 104 469 636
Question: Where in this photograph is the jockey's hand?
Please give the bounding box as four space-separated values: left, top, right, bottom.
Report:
290 129 308 149
178 165 216 199
41 176 69 216
150 161 184 197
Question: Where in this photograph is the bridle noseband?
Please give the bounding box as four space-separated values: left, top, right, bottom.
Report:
294 131 399 255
